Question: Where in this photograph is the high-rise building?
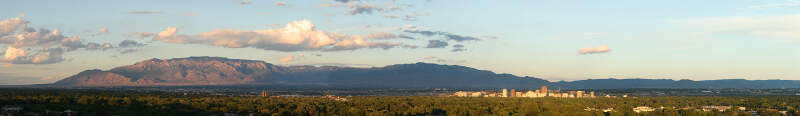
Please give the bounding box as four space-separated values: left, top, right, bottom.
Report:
541 86 548 96
590 91 595 98
261 90 269 97
577 91 584 98
502 89 508 97
510 89 516 97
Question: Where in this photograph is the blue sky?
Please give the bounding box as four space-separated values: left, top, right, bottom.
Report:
1 0 799 85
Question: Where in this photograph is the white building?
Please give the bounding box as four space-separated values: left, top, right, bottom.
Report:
502 89 508 97
633 106 655 113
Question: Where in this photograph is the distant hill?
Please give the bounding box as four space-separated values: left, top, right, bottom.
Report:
52 56 800 89
53 56 549 88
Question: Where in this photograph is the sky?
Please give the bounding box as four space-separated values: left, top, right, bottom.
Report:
1 0 799 85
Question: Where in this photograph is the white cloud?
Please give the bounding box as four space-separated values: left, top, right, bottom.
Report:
0 17 28 34
578 45 611 55
675 14 800 39
151 20 404 52
0 16 126 64
2 47 65 64
3 46 26 60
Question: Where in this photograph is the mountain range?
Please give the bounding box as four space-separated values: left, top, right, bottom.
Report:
51 56 800 89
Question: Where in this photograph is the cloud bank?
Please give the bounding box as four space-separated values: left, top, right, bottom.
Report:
0 16 140 64
150 20 406 52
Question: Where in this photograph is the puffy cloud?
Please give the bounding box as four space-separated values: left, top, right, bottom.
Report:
0 28 81 48
118 40 145 48
425 40 448 48
125 11 161 14
128 32 154 38
279 54 304 63
0 16 127 64
674 14 800 39
150 20 404 52
404 30 482 42
2 47 65 64
578 45 611 55
0 17 28 34
275 1 286 6
2 46 25 60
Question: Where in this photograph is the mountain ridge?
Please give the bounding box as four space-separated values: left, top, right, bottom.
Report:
52 56 800 89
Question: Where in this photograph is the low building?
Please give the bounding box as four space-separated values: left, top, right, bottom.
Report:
633 106 655 113
701 106 731 112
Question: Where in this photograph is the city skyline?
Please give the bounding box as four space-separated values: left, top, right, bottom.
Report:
2 0 800 85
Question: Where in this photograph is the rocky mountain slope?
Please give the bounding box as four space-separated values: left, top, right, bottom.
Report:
53 56 550 88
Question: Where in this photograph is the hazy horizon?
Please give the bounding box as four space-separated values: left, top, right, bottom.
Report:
2 0 800 85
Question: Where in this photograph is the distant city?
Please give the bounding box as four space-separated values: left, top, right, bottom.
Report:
454 86 599 98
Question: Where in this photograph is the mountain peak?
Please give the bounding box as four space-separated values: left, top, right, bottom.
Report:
53 57 549 88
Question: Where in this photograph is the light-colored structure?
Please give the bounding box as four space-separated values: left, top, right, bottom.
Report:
701 106 731 112
633 106 655 113
452 87 597 98
502 89 508 97
541 86 548 96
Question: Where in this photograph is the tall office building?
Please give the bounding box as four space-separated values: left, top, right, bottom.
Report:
510 89 516 97
261 90 269 97
541 86 548 96
577 91 584 98
502 89 508 97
